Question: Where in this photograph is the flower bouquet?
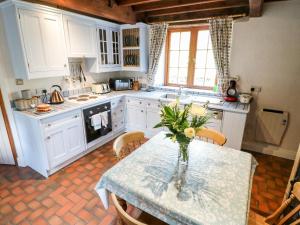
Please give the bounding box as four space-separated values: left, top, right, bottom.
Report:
154 99 210 163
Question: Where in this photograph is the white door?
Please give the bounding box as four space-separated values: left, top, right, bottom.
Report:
110 29 121 67
44 127 68 169
98 27 110 67
64 116 85 157
126 105 146 131
64 16 97 57
19 9 68 79
146 109 163 138
41 13 68 73
19 9 47 74
0 108 14 165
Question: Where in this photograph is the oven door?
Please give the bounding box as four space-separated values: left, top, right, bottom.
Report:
83 103 112 143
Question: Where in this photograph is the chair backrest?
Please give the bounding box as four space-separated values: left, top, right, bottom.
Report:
265 182 300 225
111 193 147 225
113 131 145 160
195 127 227 146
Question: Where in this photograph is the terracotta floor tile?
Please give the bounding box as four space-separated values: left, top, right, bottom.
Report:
0 140 293 224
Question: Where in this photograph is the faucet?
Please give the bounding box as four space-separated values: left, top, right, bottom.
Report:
178 86 184 96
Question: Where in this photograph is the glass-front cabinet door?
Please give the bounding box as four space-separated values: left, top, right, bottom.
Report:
111 30 120 66
98 27 120 69
98 28 109 66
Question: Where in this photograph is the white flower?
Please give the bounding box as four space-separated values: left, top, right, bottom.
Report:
190 104 207 117
184 127 195 139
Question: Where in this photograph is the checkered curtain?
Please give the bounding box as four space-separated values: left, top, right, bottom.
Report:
208 17 233 95
147 23 168 86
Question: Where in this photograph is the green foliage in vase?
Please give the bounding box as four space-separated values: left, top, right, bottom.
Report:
154 99 211 159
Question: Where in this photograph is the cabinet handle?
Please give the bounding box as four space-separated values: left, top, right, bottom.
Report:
120 100 123 103
47 124 51 127
141 110 144 112
64 64 67 67
148 103 150 106
139 102 142 104
47 136 51 140
74 115 79 118
120 109 123 112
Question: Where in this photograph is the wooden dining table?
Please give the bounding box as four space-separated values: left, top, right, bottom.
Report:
95 132 257 225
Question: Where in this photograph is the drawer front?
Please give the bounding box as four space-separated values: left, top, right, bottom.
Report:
126 97 146 107
42 110 82 130
111 97 125 109
112 116 125 131
112 106 125 119
145 100 162 112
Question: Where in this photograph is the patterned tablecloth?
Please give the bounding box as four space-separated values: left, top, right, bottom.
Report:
95 132 257 225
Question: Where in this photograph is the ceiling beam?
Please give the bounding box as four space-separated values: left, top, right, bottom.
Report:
23 0 136 24
249 0 264 17
146 6 249 23
168 14 245 26
143 0 249 17
117 0 161 7
133 0 224 13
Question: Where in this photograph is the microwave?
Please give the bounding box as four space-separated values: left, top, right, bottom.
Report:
109 78 133 91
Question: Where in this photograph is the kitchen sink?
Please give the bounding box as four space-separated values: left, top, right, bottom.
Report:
160 93 190 100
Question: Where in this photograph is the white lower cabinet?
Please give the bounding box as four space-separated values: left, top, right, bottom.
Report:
222 111 247 150
111 97 125 133
126 105 147 131
43 112 85 169
126 97 162 137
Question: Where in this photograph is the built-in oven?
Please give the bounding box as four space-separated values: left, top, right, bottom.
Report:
83 102 112 143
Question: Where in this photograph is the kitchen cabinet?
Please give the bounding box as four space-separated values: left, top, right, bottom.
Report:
120 23 149 73
126 98 162 137
222 111 247 150
63 14 97 58
86 26 121 73
145 100 163 137
111 97 125 132
1 2 69 79
43 112 85 169
126 105 147 131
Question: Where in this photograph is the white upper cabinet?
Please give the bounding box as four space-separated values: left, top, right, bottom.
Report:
86 25 121 73
63 14 97 58
1 2 68 79
120 23 149 73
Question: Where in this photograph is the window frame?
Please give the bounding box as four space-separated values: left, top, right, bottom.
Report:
164 26 216 90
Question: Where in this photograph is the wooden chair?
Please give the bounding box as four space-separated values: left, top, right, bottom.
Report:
113 131 145 160
111 193 167 225
249 182 300 225
195 127 227 146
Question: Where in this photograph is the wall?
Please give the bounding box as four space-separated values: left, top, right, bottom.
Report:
230 0 300 159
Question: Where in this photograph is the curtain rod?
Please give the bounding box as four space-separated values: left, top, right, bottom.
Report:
149 13 247 26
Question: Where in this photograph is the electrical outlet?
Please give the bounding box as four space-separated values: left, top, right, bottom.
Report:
250 86 262 92
15 79 24 85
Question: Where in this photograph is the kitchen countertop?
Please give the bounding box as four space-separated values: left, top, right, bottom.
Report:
14 90 250 120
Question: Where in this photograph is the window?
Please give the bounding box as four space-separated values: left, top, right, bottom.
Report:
165 26 217 89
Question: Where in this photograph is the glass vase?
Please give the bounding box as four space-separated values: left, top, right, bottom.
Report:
175 142 189 191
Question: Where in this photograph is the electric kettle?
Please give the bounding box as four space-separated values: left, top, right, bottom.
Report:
50 85 64 104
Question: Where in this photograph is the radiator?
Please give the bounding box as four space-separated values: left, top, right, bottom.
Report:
255 108 288 145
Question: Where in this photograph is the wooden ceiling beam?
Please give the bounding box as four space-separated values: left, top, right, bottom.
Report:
133 0 223 13
23 0 136 24
146 6 249 23
168 14 245 26
143 0 249 17
117 0 161 7
249 0 264 17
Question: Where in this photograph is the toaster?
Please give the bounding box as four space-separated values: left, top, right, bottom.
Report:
109 78 133 91
91 83 110 94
